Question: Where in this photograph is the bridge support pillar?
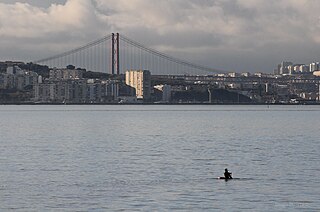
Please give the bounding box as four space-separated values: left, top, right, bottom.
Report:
111 33 120 75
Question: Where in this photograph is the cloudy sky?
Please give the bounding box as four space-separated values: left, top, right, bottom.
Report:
1 0 320 72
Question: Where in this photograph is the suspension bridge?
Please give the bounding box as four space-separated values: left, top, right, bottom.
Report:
34 33 221 75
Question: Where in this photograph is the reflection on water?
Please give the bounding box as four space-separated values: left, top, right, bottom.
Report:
0 105 319 211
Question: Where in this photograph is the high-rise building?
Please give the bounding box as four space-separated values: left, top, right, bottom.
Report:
125 70 151 100
309 62 319 72
279 61 293 75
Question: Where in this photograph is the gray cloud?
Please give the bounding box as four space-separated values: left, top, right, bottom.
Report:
1 0 320 72
0 0 67 8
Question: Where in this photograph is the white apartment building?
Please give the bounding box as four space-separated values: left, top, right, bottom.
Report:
125 70 151 100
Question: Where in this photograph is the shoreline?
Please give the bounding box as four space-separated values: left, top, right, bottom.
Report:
1 102 320 106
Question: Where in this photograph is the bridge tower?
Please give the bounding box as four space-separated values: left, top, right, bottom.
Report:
111 33 120 75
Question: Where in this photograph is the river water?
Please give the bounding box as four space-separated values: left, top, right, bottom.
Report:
0 105 319 211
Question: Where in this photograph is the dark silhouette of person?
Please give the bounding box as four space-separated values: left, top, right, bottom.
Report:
224 168 232 179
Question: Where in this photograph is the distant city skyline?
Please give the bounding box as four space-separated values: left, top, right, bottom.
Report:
1 0 320 73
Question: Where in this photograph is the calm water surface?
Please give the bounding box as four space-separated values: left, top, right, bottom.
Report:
0 105 319 211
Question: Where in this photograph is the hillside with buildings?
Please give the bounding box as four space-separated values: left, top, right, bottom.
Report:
0 61 320 104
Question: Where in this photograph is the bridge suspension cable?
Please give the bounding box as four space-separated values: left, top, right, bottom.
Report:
34 34 112 64
120 34 222 74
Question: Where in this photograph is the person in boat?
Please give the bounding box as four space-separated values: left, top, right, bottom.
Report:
224 168 232 179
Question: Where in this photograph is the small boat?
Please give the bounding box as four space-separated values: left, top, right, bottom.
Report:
217 177 232 180
217 177 245 181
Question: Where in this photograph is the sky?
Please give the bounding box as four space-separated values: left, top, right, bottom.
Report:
1 0 320 73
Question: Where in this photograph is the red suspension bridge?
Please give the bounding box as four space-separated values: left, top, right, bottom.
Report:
34 33 221 75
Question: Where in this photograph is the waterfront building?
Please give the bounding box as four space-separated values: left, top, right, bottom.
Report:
125 70 151 100
34 80 87 103
2 74 15 89
16 75 25 90
88 81 102 102
34 83 51 102
33 78 119 103
154 84 172 102
104 80 119 100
